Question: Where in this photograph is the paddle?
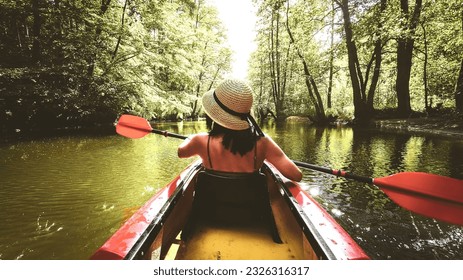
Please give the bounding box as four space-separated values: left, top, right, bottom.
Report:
115 114 463 226
293 161 463 226
116 114 187 140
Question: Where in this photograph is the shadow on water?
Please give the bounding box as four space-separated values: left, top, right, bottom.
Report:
0 120 462 259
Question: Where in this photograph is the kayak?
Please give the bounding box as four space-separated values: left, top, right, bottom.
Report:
90 160 369 260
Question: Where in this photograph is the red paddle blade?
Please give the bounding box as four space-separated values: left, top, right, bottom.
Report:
116 114 153 139
374 172 463 225
381 187 463 226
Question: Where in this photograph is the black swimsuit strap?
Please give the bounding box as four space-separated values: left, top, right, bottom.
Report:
207 135 213 169
254 140 258 172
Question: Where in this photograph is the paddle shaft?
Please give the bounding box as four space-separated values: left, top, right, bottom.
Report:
292 160 373 184
124 122 188 140
150 128 187 140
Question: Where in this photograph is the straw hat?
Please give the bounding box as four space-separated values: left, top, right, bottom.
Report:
202 79 253 130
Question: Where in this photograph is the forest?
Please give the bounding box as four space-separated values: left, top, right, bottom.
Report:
1 0 462 134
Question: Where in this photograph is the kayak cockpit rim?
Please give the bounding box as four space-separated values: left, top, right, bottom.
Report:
262 164 337 260
123 162 202 260
91 160 368 260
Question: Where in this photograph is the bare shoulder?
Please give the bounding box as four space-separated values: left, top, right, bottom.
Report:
195 132 209 137
190 132 208 143
259 135 302 182
259 135 281 151
258 135 271 145
178 132 208 158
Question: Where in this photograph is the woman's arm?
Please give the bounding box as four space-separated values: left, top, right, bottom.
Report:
178 133 208 158
264 136 302 182
178 135 197 158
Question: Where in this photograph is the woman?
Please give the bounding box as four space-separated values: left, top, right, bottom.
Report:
178 79 302 182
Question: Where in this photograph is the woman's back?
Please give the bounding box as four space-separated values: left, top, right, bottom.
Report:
178 133 302 181
199 133 263 172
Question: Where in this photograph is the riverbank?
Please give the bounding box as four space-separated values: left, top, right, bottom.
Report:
0 123 116 145
372 117 463 139
286 113 463 139
3 114 463 145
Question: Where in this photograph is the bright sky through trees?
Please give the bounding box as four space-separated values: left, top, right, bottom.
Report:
209 0 257 80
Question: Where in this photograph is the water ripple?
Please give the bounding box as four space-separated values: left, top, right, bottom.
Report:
1 123 462 259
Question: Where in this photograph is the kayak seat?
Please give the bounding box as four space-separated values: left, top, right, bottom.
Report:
182 169 282 244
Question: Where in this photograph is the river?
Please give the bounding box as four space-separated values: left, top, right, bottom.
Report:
0 120 462 260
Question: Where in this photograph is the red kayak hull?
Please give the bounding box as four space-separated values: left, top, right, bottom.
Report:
91 160 369 260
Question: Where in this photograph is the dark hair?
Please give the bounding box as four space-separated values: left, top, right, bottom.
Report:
206 115 260 156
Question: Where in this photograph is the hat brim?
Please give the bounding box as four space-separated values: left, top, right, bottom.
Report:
202 89 250 130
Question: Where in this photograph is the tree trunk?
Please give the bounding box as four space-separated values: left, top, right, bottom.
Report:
337 0 387 123
190 3 206 119
366 0 387 111
421 22 430 112
191 71 204 118
55 0 66 66
87 0 112 78
31 0 41 64
339 0 369 122
111 0 129 61
268 5 286 120
455 60 463 113
395 0 422 117
396 41 413 116
285 0 325 122
366 45 382 111
455 9 463 113
327 0 335 109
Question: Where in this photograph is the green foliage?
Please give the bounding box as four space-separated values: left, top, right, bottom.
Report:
0 0 231 132
1 0 462 132
250 0 463 122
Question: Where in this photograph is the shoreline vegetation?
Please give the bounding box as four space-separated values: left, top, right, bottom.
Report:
1 1 462 143
2 110 462 144
296 114 463 139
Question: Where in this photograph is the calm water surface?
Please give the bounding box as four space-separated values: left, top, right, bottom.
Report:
0 121 462 260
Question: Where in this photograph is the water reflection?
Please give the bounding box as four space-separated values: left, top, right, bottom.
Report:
0 121 462 259
0 134 196 259
261 121 463 260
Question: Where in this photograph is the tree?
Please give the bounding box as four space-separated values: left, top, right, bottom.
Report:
456 60 463 112
268 1 288 119
285 0 326 122
337 0 387 123
189 0 231 118
395 0 422 117
455 7 463 112
410 0 462 112
0 0 231 131
327 0 336 109
31 0 42 64
254 0 293 120
86 0 112 78
249 44 276 120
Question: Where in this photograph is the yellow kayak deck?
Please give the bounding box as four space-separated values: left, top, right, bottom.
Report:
169 223 298 260
149 167 319 260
